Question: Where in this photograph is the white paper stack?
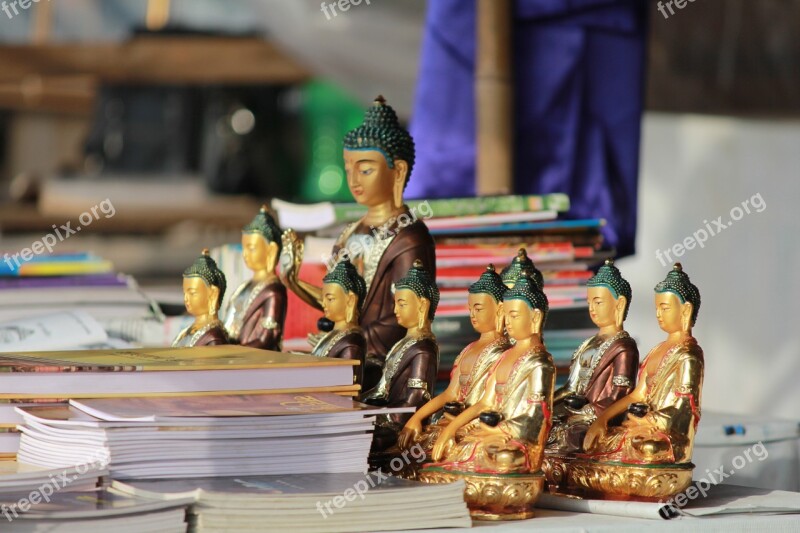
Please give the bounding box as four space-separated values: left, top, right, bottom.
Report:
111 473 471 533
0 487 190 532
15 394 411 480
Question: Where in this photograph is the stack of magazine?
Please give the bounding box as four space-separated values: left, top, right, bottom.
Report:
15 393 410 479
111 473 471 533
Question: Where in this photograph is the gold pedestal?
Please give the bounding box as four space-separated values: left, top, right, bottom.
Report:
568 459 694 501
542 453 577 495
418 467 545 520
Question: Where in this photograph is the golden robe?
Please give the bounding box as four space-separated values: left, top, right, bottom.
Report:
584 337 703 464
413 337 510 454
434 346 555 474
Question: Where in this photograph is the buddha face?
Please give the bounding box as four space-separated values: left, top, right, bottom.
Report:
504 299 541 341
587 286 623 329
321 282 352 323
655 291 692 333
468 293 501 334
242 233 276 272
183 277 218 317
394 288 426 329
344 149 404 207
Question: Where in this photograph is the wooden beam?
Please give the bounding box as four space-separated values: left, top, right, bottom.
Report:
475 0 513 195
0 36 311 86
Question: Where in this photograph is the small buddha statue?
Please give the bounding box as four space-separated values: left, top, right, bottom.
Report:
397 264 511 459
172 249 229 348
500 248 544 289
546 260 639 455
223 206 287 351
361 259 440 452
571 263 703 501
282 96 436 387
419 271 554 520
310 259 368 385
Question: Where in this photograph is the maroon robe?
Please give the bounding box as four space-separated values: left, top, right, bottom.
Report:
237 281 287 351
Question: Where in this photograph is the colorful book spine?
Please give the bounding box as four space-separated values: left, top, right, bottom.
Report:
332 193 571 222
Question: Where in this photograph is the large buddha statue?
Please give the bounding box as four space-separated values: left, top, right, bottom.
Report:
546 260 639 455
571 263 704 500
419 271 554 520
361 260 439 453
500 248 543 289
309 259 367 385
282 97 436 387
173 249 229 348
223 206 287 351
397 264 511 461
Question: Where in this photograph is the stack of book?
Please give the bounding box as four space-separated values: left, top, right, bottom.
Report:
15 393 405 479
0 347 359 458
0 489 191 533
111 473 471 533
0 252 159 324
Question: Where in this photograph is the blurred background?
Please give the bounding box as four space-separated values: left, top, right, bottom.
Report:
0 0 798 456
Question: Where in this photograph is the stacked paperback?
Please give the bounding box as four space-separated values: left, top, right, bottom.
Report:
0 346 359 458
16 393 408 479
111 473 471 533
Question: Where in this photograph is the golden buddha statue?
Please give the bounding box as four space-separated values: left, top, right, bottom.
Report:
223 206 287 351
546 260 639 455
281 96 436 388
361 260 439 453
500 248 543 289
172 249 229 348
419 271 555 520
396 264 511 462
309 259 367 385
570 263 704 501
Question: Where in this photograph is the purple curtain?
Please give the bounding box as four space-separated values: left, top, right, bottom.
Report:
408 0 648 257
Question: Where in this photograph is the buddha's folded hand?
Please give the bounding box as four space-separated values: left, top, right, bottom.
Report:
398 420 421 450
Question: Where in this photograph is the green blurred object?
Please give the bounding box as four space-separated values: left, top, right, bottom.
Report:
300 81 364 202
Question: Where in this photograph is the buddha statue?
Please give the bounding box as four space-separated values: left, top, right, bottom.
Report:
172 249 229 348
282 96 436 388
396 264 511 462
500 248 543 289
361 259 439 453
546 260 639 455
309 259 368 385
570 263 704 501
419 271 555 520
223 206 287 351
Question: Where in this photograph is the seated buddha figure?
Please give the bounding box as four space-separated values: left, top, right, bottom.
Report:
426 271 555 476
361 260 440 452
500 248 544 289
223 206 287 351
546 260 639 455
396 264 511 459
583 263 703 466
282 97 436 388
309 259 368 385
172 249 229 348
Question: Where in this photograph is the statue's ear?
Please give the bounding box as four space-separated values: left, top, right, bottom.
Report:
208 285 220 314
681 302 693 331
615 295 627 326
531 308 543 334
392 160 408 209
